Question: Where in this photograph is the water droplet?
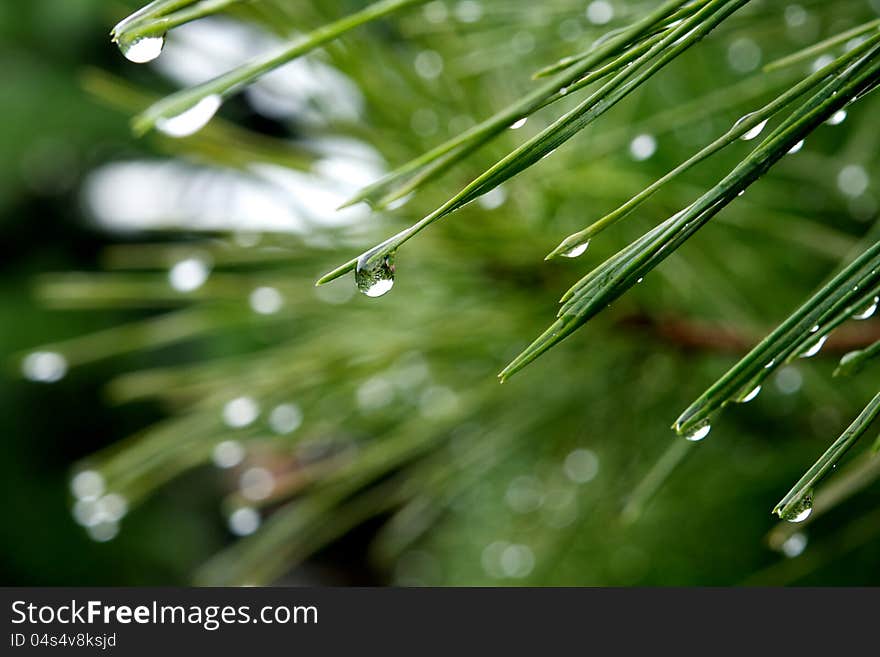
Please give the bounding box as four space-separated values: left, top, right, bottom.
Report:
837 164 869 198
88 520 119 542
782 494 812 523
71 470 105 500
499 543 535 578
563 448 599 483
212 440 245 468
268 403 303 434
355 250 396 298
356 376 394 411
240 466 274 501
477 186 507 210
734 114 768 141
414 49 444 79
737 384 762 403
727 37 762 73
852 296 878 320
505 475 544 513
228 507 260 536
780 532 808 558
775 366 803 394
454 0 483 23
509 117 528 130
223 396 259 428
22 351 67 383
826 109 847 126
800 334 827 358
629 134 657 161
682 419 711 442
561 241 589 258
169 257 209 292
118 34 165 63
586 0 614 25
249 286 283 315
96 493 128 522
156 95 222 138
788 139 804 154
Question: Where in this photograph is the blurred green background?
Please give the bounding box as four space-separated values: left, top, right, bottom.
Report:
2 0 880 586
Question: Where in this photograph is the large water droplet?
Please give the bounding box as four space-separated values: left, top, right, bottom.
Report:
852 296 878 320
561 241 589 258
734 114 768 141
736 384 762 403
156 95 222 138
783 494 813 523
682 419 711 442
788 139 804 154
826 109 847 126
356 250 396 298
119 34 165 63
800 334 827 358
22 351 67 383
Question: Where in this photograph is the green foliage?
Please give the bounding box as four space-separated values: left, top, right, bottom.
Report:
13 0 880 585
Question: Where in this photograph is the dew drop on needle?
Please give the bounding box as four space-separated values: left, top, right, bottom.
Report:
156 95 222 138
356 250 396 298
119 35 165 63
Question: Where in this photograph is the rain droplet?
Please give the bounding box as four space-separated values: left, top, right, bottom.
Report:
852 296 878 320
88 520 119 542
775 366 803 394
734 114 768 141
782 494 812 523
563 448 599 483
561 241 589 258
118 34 165 63
156 95 222 138
629 134 657 161
223 396 259 428
800 334 827 358
22 351 67 383
240 466 274 501
477 186 507 210
509 117 528 130
788 139 804 154
780 532 808 558
249 286 283 315
228 507 260 536
826 109 847 126
212 440 245 468
169 257 209 292
71 470 105 501
737 384 762 403
268 403 303 435
355 250 396 298
682 420 711 442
